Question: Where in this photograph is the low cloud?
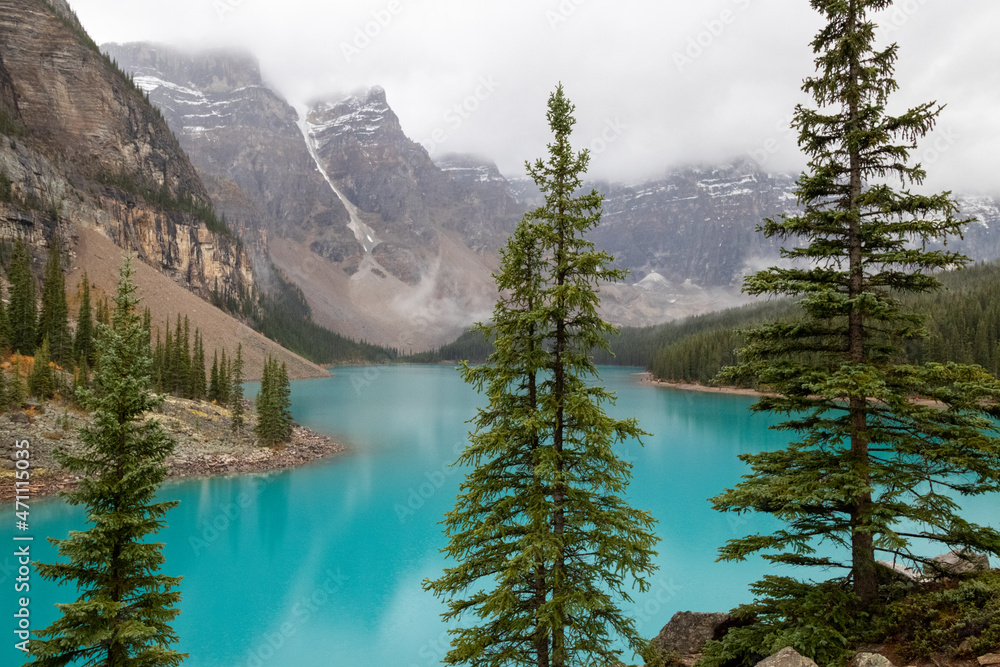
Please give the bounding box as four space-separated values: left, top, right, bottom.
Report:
72 0 1000 192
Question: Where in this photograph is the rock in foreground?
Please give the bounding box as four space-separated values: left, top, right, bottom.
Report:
653 611 733 656
755 647 819 667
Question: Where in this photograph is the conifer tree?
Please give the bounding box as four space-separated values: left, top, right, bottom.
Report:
218 348 230 405
29 257 186 666
28 337 56 400
37 235 72 365
73 357 91 397
208 351 220 403
142 307 152 349
254 356 276 445
7 364 25 411
426 85 658 667
8 237 36 355
95 295 111 327
190 330 206 401
74 272 95 367
0 271 11 353
151 330 163 393
230 343 244 436
162 324 175 395
180 316 191 398
276 361 292 441
170 315 187 396
713 0 1000 611
254 356 292 446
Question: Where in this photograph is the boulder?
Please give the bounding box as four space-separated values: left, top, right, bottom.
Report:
9 411 31 424
876 560 924 582
755 647 819 667
924 549 990 577
852 652 895 667
978 654 1000 666
653 611 733 655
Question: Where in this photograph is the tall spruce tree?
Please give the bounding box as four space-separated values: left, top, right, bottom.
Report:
38 235 72 365
425 85 658 667
142 308 152 349
254 356 292 446
74 272 95 367
28 337 55 400
29 257 185 666
276 361 292 441
190 329 206 401
254 356 276 445
0 271 11 353
218 348 230 405
180 316 191 398
208 350 220 403
8 237 36 355
163 323 175 395
230 343 244 436
7 361 25 411
713 0 1000 612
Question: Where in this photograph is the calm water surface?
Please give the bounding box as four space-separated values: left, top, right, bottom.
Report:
2 366 993 665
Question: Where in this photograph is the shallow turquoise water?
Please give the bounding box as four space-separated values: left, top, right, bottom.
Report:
1 365 993 665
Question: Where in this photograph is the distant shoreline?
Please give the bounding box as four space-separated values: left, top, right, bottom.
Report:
635 372 768 397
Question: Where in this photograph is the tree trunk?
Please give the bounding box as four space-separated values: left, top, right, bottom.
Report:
528 316 550 667
550 201 568 667
846 0 878 608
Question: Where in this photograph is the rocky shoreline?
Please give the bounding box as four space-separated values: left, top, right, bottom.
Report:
637 372 772 398
0 395 346 501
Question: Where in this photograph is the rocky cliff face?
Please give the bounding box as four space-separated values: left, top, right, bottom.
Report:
106 48 523 349
513 163 1000 289
593 163 793 286
0 0 252 304
96 38 1000 343
435 153 523 253
103 41 361 270
303 88 521 272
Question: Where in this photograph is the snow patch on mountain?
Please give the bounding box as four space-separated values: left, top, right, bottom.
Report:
296 107 381 253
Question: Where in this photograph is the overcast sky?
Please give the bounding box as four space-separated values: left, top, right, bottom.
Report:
71 0 1000 193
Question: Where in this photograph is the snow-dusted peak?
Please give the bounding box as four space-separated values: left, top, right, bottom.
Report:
306 86 399 145
435 153 508 185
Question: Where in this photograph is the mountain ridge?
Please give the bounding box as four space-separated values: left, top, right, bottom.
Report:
101 40 1000 345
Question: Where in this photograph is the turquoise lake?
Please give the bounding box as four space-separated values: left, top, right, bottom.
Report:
3 365 997 665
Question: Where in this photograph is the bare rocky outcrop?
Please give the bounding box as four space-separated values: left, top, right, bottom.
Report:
852 652 896 667
103 41 360 263
0 0 254 306
652 611 738 664
755 647 819 667
924 550 991 578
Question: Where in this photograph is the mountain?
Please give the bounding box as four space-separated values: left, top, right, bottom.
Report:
100 42 361 263
0 0 327 379
516 162 1000 288
593 164 793 285
107 43 525 350
0 0 251 300
101 41 1000 344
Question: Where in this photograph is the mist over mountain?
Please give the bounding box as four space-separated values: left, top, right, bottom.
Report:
100 41 1000 347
